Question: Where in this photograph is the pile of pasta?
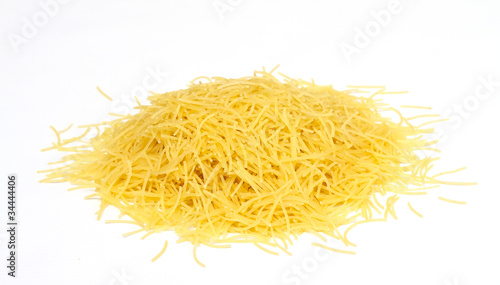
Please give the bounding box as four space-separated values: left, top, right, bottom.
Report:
40 67 473 266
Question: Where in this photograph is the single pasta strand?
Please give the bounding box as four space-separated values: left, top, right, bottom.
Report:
105 220 141 225
96 86 113 101
49 126 62 145
151 240 168 262
380 90 408 94
407 202 423 218
346 85 385 89
400 105 431 109
431 167 467 179
438 197 467 205
343 218 387 247
311 242 356 255
417 118 449 128
58 123 74 134
193 246 205 267
407 114 440 121
253 242 279 256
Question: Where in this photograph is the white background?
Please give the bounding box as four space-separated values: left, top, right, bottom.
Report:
1 0 500 284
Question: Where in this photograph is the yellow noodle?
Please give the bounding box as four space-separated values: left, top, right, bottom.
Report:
407 202 423 218
253 242 279 256
400 105 431 109
193 246 205 267
96 86 113 101
311 242 356 255
431 167 467 179
123 228 145 237
438 197 467 205
151 240 168 262
40 68 474 266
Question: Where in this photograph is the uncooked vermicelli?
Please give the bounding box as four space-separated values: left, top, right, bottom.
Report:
40 67 474 265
